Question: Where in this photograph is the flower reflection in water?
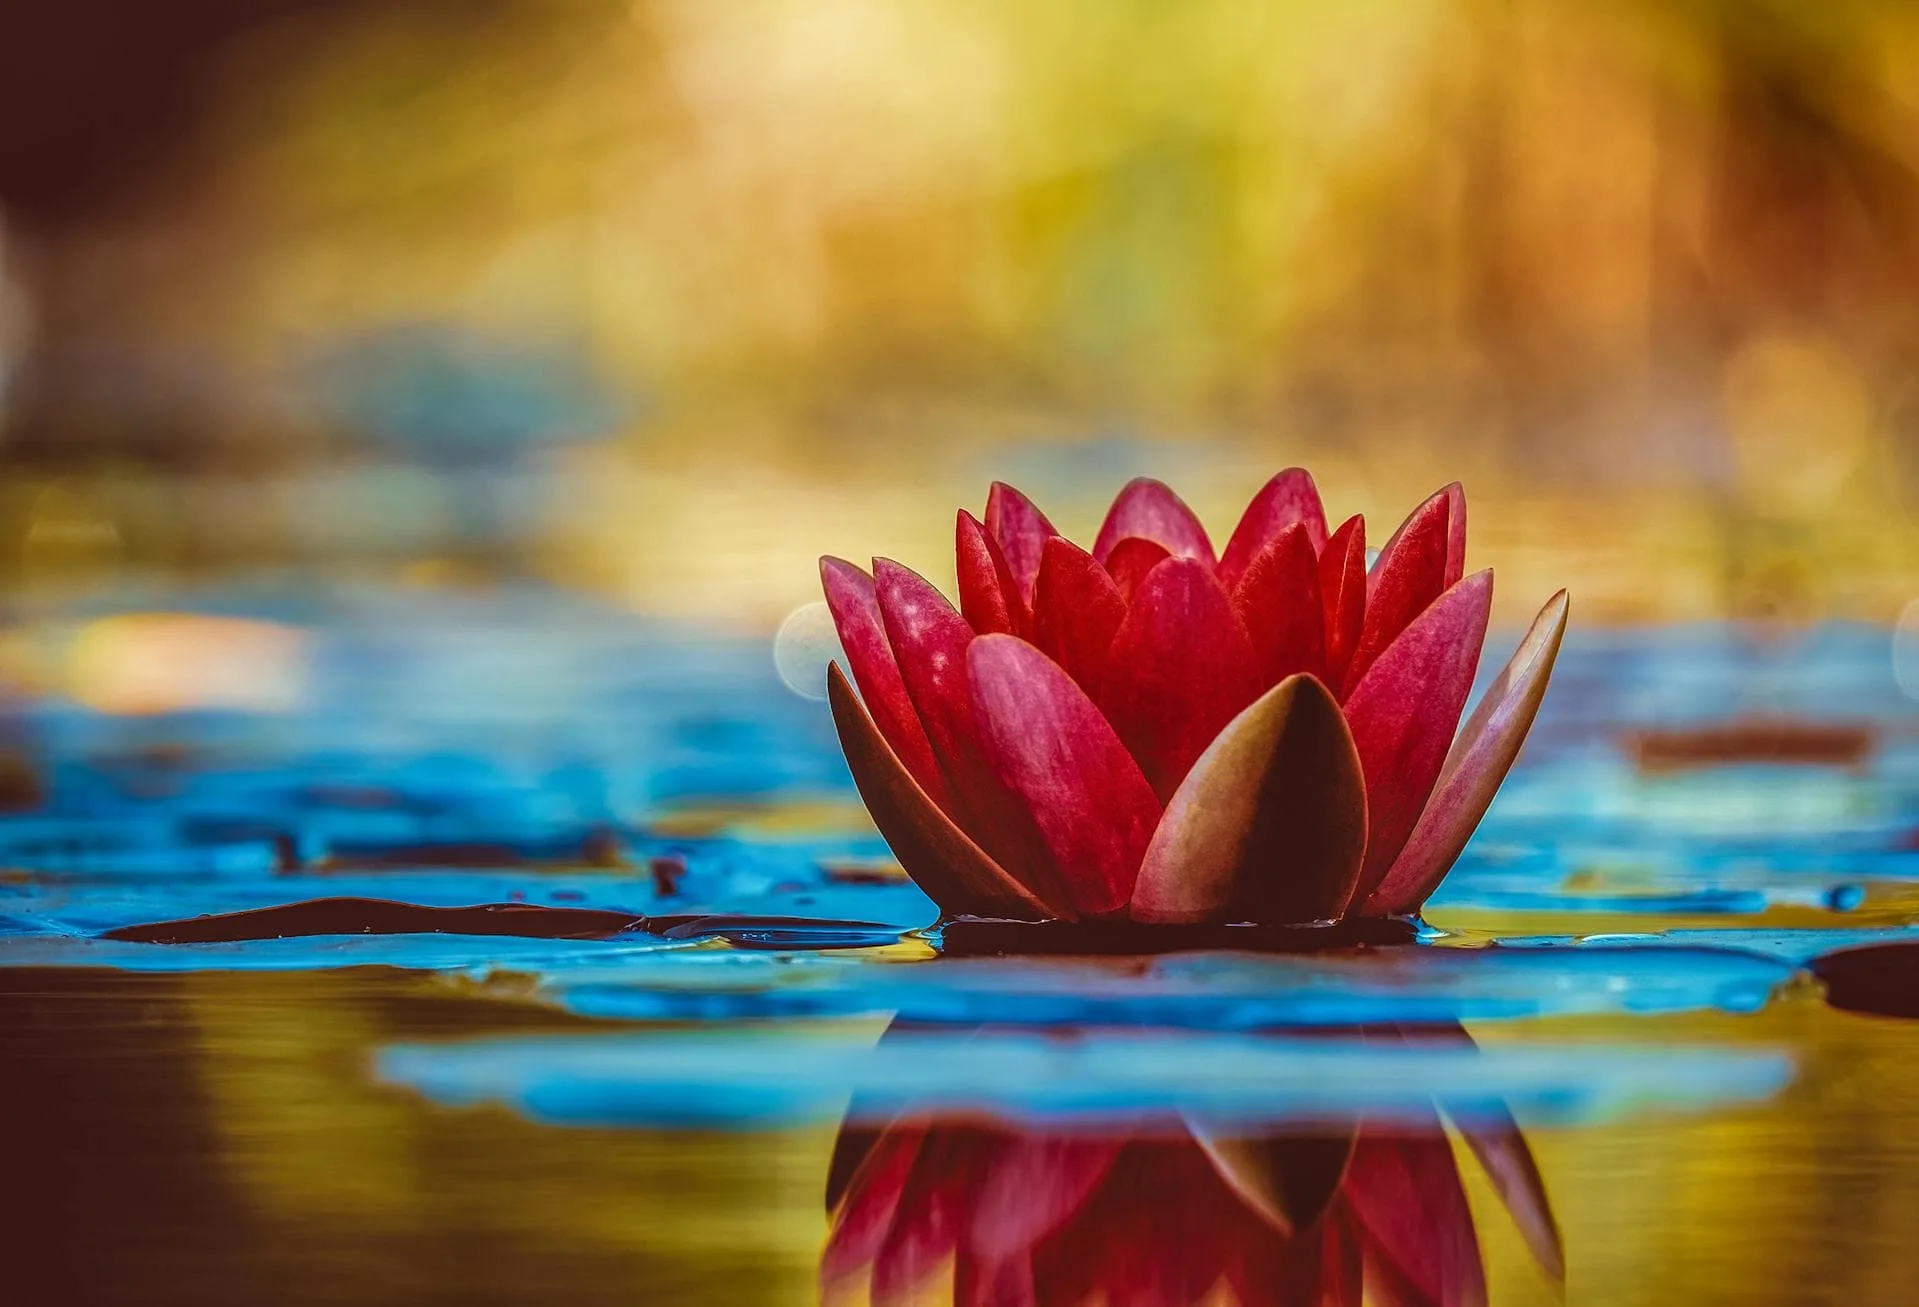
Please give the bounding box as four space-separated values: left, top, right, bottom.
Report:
822 1022 1559 1307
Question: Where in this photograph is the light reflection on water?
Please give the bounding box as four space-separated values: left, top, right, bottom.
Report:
1 610 1918 1303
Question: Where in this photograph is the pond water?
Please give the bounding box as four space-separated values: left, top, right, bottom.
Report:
3 593 1919 1304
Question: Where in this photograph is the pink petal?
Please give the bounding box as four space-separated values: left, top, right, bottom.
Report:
875 562 1070 910
1456 1111 1563 1282
820 557 949 806
985 482 1057 606
1092 477 1217 568
872 1129 990 1304
968 634 1162 917
828 666 1063 920
1218 467 1329 588
967 1133 1122 1261
956 509 1029 637
1364 590 1568 916
1344 1122 1486 1307
822 1121 927 1288
1342 570 1493 907
1231 523 1325 689
1441 482 1467 589
1103 536 1172 605
1348 490 1451 694
1131 675 1365 925
1102 557 1261 800
1319 515 1367 696
1032 535 1127 700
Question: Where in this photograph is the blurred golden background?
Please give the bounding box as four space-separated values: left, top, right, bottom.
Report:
6 0 1919 629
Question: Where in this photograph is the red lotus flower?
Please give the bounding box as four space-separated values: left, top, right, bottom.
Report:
821 470 1567 925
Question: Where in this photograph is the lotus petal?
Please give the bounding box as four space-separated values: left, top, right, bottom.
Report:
1219 466 1329 587
986 482 1057 606
1191 1122 1357 1235
872 1129 988 1304
1343 571 1493 905
1032 535 1127 699
820 557 949 805
956 509 1028 637
828 665 1061 920
822 1120 927 1288
967 1133 1121 1261
1231 522 1325 688
875 560 1067 904
1345 1123 1487 1307
1319 515 1367 694
1349 490 1451 693
1131 675 1365 925
1102 557 1261 800
1093 477 1217 567
969 635 1161 917
1441 481 1467 589
1365 590 1568 916
1454 1111 1563 1282
1103 536 1172 605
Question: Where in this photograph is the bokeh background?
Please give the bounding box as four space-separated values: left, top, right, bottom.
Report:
8 0 1919 645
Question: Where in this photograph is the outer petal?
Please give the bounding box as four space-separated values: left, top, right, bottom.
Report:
821 558 951 807
985 482 1057 606
828 664 1062 920
969 634 1161 917
966 1132 1122 1262
1218 467 1329 588
1032 535 1127 700
956 509 1029 637
1131 675 1366 925
1231 522 1325 689
822 1121 927 1290
1348 490 1451 694
1363 590 1568 916
875 560 1067 906
1342 571 1493 907
872 1129 991 1305
1441 482 1467 589
1344 1123 1487 1307
1092 477 1217 567
1101 557 1261 800
1319 515 1366 695
1103 536 1171 605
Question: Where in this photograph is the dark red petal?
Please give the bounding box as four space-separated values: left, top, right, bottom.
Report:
820 557 949 806
1219 467 1329 588
822 1121 927 1289
1365 590 1567 916
1319 515 1367 696
1348 491 1451 694
1032 535 1127 701
966 1133 1122 1261
1231 523 1325 689
872 1129 992 1304
1343 570 1493 908
968 634 1161 917
1092 477 1217 567
1191 1122 1356 1235
874 562 1071 912
1456 1111 1563 1282
956 509 1029 637
1441 482 1467 589
1132 675 1365 925
1104 556 1261 800
1102 536 1172 605
1344 1123 1487 1307
985 482 1057 606
828 665 1063 920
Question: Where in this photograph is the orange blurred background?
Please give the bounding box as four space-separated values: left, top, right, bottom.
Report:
5 0 1919 631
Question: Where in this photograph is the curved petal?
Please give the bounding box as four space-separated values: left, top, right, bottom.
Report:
1092 477 1217 567
1032 535 1127 701
985 482 1057 606
956 509 1029 637
969 634 1161 917
875 560 1068 906
1102 556 1261 800
1348 489 1451 694
967 1132 1122 1262
821 557 949 806
1218 467 1329 588
1345 1123 1487 1307
828 664 1063 920
1441 481 1467 589
1343 571 1493 907
1131 675 1366 925
1319 515 1366 695
822 1121 927 1290
1364 590 1568 916
1191 1122 1356 1236
1455 1111 1563 1282
1103 536 1172 605
872 1129 992 1305
1231 522 1325 689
